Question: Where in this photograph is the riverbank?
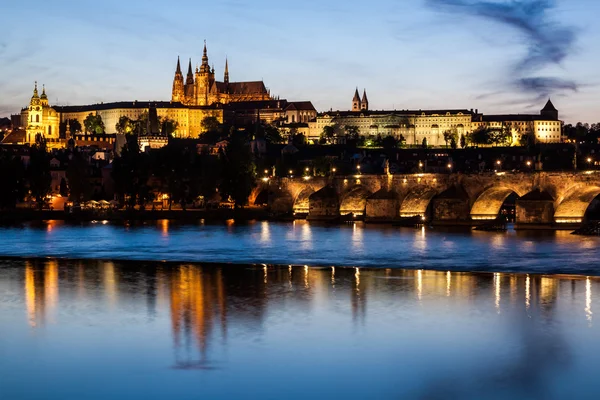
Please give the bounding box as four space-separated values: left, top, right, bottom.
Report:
0 208 272 223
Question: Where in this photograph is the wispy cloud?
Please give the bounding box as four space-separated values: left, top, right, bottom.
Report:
425 0 578 99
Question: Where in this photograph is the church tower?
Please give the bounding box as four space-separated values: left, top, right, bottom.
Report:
171 57 185 103
360 89 369 111
184 58 194 104
40 85 49 107
224 58 229 84
352 88 361 112
195 41 213 106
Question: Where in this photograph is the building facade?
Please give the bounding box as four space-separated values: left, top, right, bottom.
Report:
309 91 563 146
172 42 271 106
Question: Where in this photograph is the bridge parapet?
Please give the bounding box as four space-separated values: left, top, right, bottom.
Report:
253 172 600 227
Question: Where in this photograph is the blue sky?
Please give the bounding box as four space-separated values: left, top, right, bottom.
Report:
0 0 598 123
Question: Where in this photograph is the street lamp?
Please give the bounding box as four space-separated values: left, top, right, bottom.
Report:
357 165 362 174
526 160 532 167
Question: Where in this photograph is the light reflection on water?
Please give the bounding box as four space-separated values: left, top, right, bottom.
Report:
0 220 600 275
1 260 599 399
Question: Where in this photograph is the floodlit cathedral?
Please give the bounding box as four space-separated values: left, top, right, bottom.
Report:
172 41 271 106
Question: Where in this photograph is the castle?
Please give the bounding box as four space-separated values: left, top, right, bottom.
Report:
171 41 271 106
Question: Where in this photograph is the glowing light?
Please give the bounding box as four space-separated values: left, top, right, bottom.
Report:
355 268 360 288
587 157 593 163
332 168 337 173
525 275 531 310
494 273 501 313
446 271 451 297
526 161 532 167
304 265 309 288
25 264 37 327
586 277 593 325
417 270 423 301
447 163 452 169
331 267 335 286
262 177 269 182
303 176 311 181
496 160 502 165
419 162 423 168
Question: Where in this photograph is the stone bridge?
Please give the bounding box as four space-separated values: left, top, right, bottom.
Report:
250 172 600 227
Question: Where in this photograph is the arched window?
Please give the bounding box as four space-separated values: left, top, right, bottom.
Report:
36 115 40 123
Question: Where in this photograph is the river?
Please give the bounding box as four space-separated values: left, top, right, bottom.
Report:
0 220 598 275
1 222 599 399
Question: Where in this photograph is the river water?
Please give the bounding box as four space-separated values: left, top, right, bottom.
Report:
0 220 598 275
1 222 600 399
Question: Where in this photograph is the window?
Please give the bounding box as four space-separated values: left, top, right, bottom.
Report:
36 115 40 123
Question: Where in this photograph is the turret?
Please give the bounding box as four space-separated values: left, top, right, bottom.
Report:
361 89 368 111
352 88 361 112
40 84 49 106
171 56 185 102
224 58 229 84
541 99 558 120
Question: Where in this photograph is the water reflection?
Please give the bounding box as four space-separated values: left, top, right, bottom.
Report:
7 260 600 398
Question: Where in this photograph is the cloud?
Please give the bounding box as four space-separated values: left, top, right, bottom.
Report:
425 0 578 99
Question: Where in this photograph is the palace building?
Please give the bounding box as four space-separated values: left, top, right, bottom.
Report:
308 90 564 145
172 41 271 106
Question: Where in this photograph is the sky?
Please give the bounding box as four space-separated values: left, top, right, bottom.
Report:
0 0 598 124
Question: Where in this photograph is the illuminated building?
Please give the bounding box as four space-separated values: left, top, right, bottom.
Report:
21 82 60 146
171 41 271 106
309 92 564 146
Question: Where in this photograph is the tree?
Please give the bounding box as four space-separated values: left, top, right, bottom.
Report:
292 133 307 147
201 116 221 133
460 134 467 149
66 149 92 202
83 113 105 134
161 118 179 137
59 119 82 137
261 124 284 144
112 136 152 209
443 129 458 148
422 137 428 148
321 125 337 144
450 137 457 150
115 116 135 135
219 130 256 208
28 135 52 209
59 178 68 197
378 135 399 150
469 127 492 146
0 152 26 209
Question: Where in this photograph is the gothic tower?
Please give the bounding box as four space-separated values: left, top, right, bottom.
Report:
224 58 229 84
184 58 194 104
361 89 368 111
352 88 361 112
195 41 213 106
171 57 185 103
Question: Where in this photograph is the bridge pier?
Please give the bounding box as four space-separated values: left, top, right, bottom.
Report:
307 186 340 221
365 189 399 222
432 186 471 225
515 190 555 229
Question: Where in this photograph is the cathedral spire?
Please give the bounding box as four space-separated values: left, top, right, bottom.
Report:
33 81 39 98
224 57 229 84
176 56 182 74
201 40 209 72
186 58 194 85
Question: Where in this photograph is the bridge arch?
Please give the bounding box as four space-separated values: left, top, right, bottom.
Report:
340 186 372 216
253 187 294 214
470 186 525 221
293 188 315 214
554 185 600 224
399 186 439 219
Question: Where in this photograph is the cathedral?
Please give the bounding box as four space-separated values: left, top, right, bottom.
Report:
171 41 271 106
21 82 60 145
